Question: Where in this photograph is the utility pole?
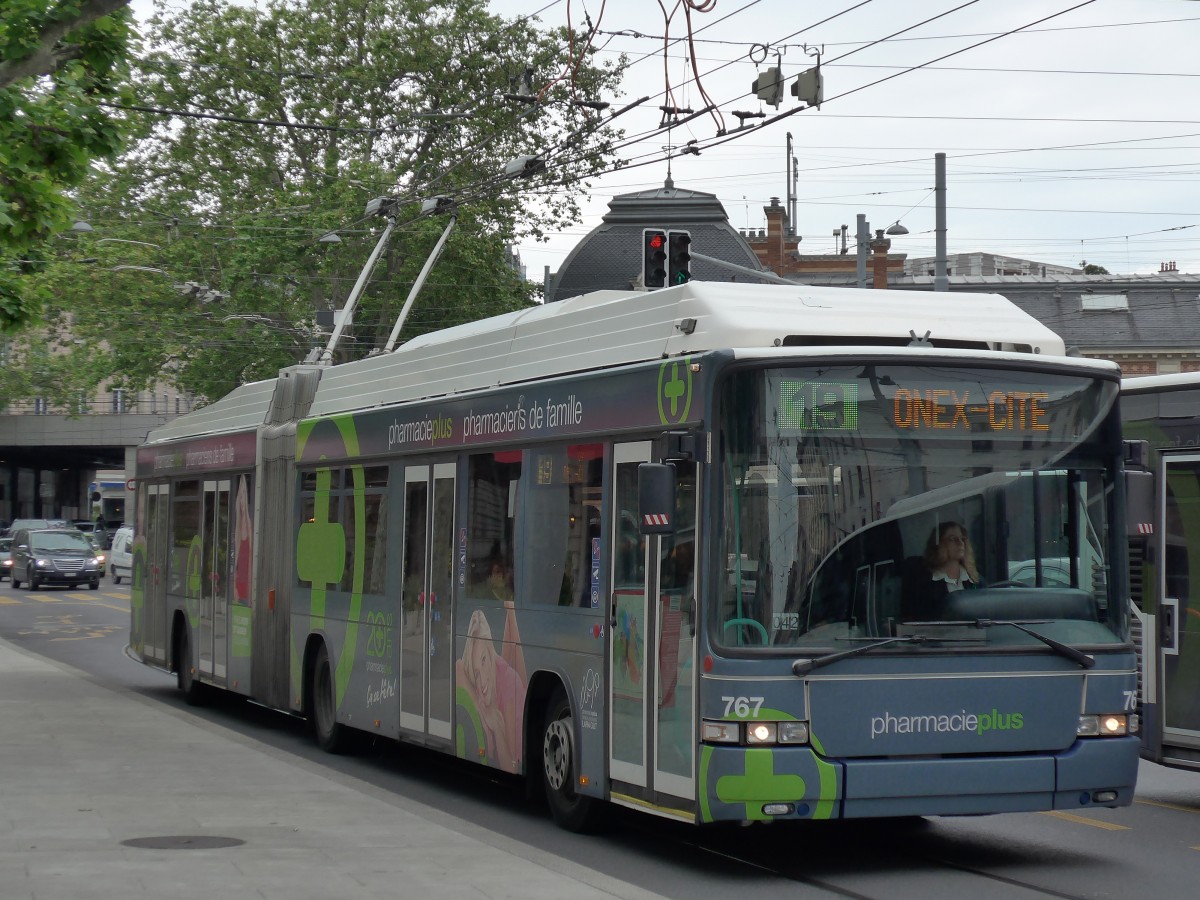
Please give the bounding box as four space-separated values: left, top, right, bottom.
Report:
856 214 869 289
934 152 948 292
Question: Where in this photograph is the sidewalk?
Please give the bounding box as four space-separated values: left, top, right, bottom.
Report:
0 638 663 900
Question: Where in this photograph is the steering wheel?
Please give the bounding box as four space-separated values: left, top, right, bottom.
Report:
987 580 1029 588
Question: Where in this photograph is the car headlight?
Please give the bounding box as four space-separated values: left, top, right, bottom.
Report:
34 558 50 568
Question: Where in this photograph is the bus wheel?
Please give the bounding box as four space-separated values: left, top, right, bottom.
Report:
541 689 603 832
177 626 205 706
312 643 352 754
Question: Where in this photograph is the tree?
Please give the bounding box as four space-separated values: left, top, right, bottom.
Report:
1081 263 1110 275
22 0 626 403
0 0 136 330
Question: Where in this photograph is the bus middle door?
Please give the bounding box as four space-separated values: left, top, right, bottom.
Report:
399 461 456 744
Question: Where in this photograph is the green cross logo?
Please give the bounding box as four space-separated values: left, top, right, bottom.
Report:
295 467 346 597
715 749 807 821
658 358 692 425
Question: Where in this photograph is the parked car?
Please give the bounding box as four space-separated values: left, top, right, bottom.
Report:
81 533 107 576
9 528 102 590
72 519 113 550
108 526 134 584
0 537 12 581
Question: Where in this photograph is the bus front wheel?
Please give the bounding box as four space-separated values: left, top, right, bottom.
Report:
312 643 352 754
541 689 603 832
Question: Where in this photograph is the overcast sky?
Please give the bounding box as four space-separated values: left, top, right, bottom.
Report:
128 1 1200 282
484 0 1200 281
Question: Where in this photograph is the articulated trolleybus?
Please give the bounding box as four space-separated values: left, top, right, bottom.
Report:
1121 372 1200 771
130 282 1139 829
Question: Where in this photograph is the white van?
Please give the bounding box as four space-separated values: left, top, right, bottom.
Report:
109 526 134 584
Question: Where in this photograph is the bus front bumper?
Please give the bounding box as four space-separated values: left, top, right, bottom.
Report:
699 737 1139 823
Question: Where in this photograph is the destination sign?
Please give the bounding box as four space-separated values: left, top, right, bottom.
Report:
779 377 1059 436
892 388 1049 432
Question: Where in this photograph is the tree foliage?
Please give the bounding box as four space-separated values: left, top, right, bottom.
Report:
0 0 135 329
3 0 626 406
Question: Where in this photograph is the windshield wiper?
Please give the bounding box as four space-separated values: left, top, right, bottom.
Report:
793 618 1096 676
975 618 1095 669
792 635 928 677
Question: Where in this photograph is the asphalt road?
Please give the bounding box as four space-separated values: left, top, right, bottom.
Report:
1 576 1198 899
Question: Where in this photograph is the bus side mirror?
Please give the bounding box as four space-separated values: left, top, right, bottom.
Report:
1125 470 1155 537
638 463 676 535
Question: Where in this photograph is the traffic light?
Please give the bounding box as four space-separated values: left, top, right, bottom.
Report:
643 229 667 288
668 230 692 285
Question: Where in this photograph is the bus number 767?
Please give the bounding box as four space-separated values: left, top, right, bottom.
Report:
722 696 765 718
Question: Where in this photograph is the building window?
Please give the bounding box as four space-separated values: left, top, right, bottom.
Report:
1081 293 1128 311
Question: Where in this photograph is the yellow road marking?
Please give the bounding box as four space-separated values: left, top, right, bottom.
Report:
1136 797 1200 815
32 595 62 603
0 597 21 605
85 601 128 614
1041 810 1130 831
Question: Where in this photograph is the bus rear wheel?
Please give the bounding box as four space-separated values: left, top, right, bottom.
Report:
177 626 205 706
541 689 603 832
312 643 352 754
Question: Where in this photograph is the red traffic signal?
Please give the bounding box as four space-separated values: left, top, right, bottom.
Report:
643 229 667 288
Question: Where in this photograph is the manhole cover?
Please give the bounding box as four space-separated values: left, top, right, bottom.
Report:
122 836 245 850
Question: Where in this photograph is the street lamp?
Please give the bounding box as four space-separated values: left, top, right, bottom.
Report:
885 221 909 236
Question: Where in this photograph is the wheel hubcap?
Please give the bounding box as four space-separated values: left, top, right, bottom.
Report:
544 716 571 791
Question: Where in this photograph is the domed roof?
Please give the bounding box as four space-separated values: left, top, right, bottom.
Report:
547 177 771 302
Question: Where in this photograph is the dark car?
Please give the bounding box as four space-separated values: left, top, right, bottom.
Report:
9 528 102 590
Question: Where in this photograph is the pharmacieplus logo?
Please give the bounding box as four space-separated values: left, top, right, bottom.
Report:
870 707 1024 740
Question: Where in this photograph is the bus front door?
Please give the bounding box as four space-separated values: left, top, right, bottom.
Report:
609 442 698 805
1161 457 1200 753
399 461 456 743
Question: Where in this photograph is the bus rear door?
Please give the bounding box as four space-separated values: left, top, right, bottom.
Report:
143 483 170 666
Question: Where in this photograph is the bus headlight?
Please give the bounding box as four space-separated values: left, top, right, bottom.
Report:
1078 714 1131 737
745 722 777 745
701 719 811 745
778 721 810 744
701 720 740 743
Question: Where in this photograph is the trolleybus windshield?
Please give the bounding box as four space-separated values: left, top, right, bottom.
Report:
717 363 1125 652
